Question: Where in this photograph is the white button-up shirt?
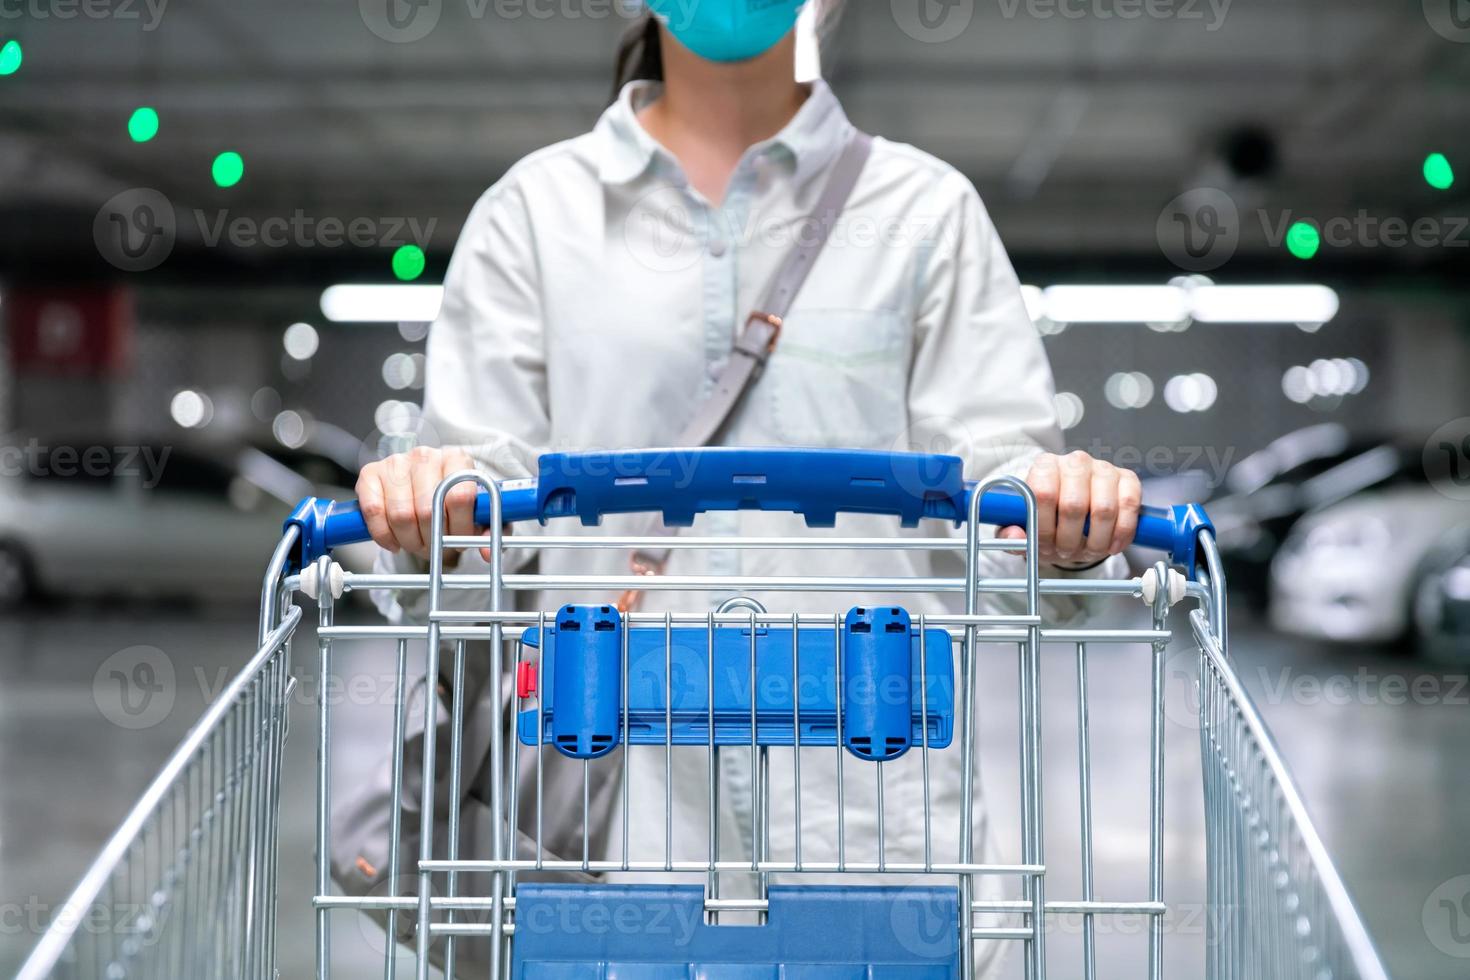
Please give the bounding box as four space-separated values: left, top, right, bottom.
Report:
374 81 1122 976
382 78 1122 605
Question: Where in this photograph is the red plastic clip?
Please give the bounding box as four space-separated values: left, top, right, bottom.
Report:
516 661 537 699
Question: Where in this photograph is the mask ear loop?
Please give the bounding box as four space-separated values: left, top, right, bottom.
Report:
795 0 824 83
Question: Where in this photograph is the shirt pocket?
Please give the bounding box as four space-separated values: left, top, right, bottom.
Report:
764 308 909 449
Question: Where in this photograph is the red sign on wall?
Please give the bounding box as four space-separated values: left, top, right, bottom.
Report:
5 285 134 376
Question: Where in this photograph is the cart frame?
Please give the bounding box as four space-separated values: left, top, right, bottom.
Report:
18 448 1391 980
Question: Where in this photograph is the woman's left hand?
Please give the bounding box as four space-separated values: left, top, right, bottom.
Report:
997 451 1143 569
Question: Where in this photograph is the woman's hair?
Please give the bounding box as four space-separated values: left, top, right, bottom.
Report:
610 14 663 102
609 1 845 103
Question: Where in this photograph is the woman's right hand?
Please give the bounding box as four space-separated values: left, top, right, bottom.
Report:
356 446 486 561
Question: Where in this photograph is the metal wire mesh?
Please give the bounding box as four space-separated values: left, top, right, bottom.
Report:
1194 610 1390 980
16 604 299 980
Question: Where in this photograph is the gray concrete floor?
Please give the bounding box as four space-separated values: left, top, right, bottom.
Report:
0 597 1466 978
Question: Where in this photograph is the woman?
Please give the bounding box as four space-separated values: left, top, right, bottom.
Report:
338 1 1142 975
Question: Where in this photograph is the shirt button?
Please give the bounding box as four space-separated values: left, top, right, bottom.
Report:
708 238 727 258
706 360 725 380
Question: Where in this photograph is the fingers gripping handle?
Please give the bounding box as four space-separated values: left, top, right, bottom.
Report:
285 448 1211 574
967 486 1213 574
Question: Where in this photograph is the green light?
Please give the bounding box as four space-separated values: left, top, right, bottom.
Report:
1286 221 1320 260
128 107 159 143
392 244 426 282
0 40 22 76
1424 153 1455 191
211 151 244 188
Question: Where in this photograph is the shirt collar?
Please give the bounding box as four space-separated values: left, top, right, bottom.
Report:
595 78 856 189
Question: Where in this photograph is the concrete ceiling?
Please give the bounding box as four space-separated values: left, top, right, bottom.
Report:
0 0 1466 281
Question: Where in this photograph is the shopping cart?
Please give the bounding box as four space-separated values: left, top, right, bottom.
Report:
18 447 1390 980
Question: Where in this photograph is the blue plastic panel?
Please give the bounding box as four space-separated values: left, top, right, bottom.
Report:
535 448 968 528
516 620 953 752
510 884 960 980
843 606 913 761
549 605 624 759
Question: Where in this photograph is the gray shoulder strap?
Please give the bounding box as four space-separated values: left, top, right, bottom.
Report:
673 130 874 450
620 131 875 609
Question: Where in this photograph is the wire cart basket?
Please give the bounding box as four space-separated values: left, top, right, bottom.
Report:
18 447 1391 980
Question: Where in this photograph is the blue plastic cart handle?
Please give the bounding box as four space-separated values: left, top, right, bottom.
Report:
285 447 1211 573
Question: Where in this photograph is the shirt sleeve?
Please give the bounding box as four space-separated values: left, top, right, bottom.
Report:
372 180 550 623
908 172 1127 607
908 171 1058 482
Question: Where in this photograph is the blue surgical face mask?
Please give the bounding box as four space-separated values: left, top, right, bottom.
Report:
644 0 809 63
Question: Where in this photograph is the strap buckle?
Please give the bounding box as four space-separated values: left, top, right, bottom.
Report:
746 311 783 355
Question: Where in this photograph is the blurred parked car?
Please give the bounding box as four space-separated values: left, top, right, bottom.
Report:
1411 524 1470 664
1269 486 1470 645
1209 425 1413 609
0 439 369 608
